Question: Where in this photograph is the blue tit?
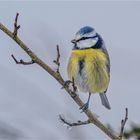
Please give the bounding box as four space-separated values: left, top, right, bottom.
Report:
67 26 111 111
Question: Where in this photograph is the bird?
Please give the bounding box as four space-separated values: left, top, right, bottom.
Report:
67 26 111 112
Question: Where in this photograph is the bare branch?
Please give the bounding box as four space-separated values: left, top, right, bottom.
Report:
53 45 60 73
59 115 90 127
0 13 123 140
11 54 34 65
13 13 20 37
119 108 128 139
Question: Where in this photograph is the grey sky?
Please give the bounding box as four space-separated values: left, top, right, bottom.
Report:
0 1 140 139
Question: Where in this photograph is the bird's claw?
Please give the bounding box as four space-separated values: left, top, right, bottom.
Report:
61 80 72 89
80 102 89 113
80 103 99 118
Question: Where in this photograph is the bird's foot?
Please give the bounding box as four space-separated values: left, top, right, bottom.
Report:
61 80 72 89
79 102 89 113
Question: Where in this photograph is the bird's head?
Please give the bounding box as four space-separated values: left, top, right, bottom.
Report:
71 26 99 49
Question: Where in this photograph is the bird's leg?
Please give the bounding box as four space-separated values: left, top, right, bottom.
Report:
80 92 91 113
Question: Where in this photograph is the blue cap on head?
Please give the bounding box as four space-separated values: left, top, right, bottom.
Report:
77 26 94 35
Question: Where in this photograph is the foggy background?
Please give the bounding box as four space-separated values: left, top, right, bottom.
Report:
0 1 140 139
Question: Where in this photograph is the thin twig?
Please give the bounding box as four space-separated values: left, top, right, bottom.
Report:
59 115 90 127
13 13 20 37
11 54 34 65
119 108 128 139
53 45 60 73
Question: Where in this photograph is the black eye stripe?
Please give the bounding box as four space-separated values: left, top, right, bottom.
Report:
76 35 98 42
76 37 88 42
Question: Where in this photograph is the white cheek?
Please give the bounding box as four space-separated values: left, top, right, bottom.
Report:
77 38 98 48
77 40 88 48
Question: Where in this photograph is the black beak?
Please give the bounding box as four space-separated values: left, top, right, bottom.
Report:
71 39 76 44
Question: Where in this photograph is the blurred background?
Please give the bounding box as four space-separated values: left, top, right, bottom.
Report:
0 1 140 139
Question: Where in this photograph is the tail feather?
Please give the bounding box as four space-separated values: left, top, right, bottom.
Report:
99 93 111 110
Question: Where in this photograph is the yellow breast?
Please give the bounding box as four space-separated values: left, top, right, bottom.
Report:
67 48 109 93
